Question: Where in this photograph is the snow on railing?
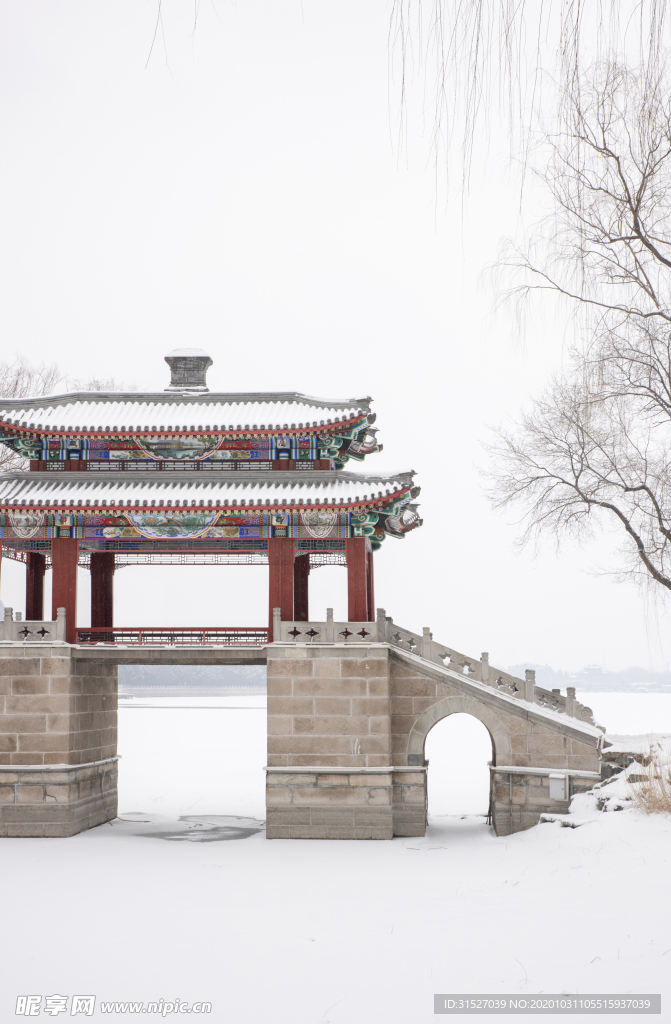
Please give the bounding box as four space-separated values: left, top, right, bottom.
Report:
274 607 595 725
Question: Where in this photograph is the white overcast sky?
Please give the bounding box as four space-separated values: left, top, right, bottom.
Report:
0 1 669 673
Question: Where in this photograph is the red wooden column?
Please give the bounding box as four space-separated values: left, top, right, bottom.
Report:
91 552 115 627
26 552 46 620
51 538 79 644
268 538 295 628
293 554 310 621
346 537 370 622
365 546 375 622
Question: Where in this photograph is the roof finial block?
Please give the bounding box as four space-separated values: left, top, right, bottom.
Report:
164 349 213 392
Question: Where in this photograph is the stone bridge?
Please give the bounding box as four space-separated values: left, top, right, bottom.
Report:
0 608 603 839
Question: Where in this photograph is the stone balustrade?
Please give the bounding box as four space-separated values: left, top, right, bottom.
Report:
274 608 595 726
273 608 377 645
2 607 66 643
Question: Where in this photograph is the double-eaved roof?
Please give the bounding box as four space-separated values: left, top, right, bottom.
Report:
0 351 421 543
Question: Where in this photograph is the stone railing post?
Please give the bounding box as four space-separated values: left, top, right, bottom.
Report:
3 607 13 641
56 607 67 642
566 686 576 717
272 607 281 642
375 607 387 643
326 608 335 643
421 627 433 660
524 668 535 702
480 652 489 684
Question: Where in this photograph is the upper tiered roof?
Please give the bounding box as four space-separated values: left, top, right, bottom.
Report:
0 350 372 436
0 392 371 435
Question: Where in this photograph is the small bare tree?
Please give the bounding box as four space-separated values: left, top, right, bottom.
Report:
0 358 63 472
0 358 131 473
488 62 671 594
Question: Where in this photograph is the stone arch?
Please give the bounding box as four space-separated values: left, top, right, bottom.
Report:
407 695 512 765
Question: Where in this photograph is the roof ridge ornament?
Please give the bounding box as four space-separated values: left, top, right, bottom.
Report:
164 349 213 393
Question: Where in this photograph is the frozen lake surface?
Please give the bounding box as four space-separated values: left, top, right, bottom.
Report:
118 695 268 818
0 692 669 1022
117 692 671 818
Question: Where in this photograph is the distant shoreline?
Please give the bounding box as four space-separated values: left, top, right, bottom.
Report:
116 663 671 695
506 664 671 693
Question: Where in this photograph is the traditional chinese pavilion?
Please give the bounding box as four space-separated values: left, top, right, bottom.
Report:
0 351 421 642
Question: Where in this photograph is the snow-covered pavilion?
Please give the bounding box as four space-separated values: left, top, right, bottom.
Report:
0 350 421 642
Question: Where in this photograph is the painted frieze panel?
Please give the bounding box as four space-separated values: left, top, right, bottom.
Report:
136 438 219 460
1 422 368 465
298 509 342 539
0 494 420 546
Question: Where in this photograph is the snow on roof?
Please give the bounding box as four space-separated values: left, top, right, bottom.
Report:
165 348 211 357
0 391 372 433
0 469 415 507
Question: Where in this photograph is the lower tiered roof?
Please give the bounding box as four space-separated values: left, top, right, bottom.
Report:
0 469 416 509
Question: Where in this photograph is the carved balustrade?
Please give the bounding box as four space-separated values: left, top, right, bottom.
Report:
273 606 595 725
2 607 66 642
273 608 377 645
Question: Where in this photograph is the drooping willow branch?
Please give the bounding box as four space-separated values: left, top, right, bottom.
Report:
389 1 671 185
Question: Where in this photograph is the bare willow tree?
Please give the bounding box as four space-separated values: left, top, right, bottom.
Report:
488 62 671 593
389 1 671 181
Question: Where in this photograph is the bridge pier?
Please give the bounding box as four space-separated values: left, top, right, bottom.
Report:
266 645 427 838
0 645 118 837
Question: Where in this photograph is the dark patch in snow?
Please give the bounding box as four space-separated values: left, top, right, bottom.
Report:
108 814 265 842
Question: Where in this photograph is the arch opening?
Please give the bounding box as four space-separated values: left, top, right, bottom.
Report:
425 712 493 818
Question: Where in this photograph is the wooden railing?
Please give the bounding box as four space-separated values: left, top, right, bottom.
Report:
75 627 270 646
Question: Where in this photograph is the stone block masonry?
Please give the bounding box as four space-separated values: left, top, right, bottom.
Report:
0 646 117 765
265 768 426 839
266 645 393 769
0 645 118 836
0 758 118 837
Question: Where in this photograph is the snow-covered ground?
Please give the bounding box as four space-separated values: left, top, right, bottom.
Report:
1 693 670 1023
